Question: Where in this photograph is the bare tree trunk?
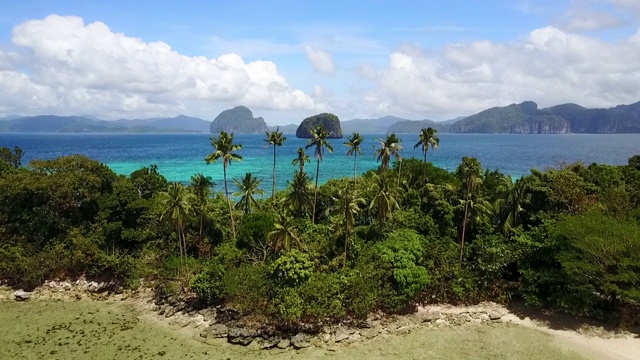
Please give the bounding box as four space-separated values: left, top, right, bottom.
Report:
272 144 277 200
343 226 349 269
459 201 469 269
312 158 320 224
224 164 236 238
177 223 184 261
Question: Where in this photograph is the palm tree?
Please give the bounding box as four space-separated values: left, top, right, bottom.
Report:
233 172 265 214
456 157 486 269
189 173 214 242
292 147 310 172
369 173 399 228
264 128 286 200
414 127 440 163
205 131 242 238
331 187 365 267
345 132 364 186
268 212 301 253
305 125 334 223
160 182 194 261
286 170 312 218
494 176 529 234
374 133 403 171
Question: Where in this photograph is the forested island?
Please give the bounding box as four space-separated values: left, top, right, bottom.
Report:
1 126 639 336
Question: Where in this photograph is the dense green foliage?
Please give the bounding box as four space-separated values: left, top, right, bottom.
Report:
1 141 639 327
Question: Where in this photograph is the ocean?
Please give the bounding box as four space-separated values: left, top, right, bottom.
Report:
1 133 639 190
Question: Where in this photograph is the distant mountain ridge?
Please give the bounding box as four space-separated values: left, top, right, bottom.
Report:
449 101 640 134
0 115 210 133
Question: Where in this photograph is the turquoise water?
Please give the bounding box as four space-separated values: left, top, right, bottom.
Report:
1 133 639 190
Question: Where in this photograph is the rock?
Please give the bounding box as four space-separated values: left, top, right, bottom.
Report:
13 289 31 301
296 113 343 138
260 337 280 349
150 304 161 312
157 305 167 316
164 307 176 318
210 106 269 134
247 339 263 351
417 311 441 322
198 308 217 323
227 327 255 346
360 328 379 339
435 319 449 326
488 311 503 321
291 333 311 349
335 329 351 343
202 324 228 339
276 339 290 349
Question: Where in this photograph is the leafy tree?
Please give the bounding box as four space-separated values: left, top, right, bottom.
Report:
286 170 312 218
233 172 265 214
369 173 399 229
206 131 242 238
305 125 333 223
264 128 286 200
190 173 214 242
330 186 365 267
159 182 194 260
0 146 23 169
130 164 168 199
494 175 530 234
374 133 403 171
268 212 301 253
456 157 489 268
292 147 310 172
414 127 439 168
345 132 364 186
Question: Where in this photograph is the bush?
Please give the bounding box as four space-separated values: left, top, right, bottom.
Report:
191 260 225 304
269 250 313 289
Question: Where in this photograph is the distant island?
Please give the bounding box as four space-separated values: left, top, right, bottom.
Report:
2 100 639 134
209 106 268 134
296 113 343 138
449 101 640 134
0 115 210 133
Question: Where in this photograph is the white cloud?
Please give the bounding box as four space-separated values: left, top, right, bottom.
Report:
360 26 640 120
303 46 336 74
0 15 321 119
562 9 626 31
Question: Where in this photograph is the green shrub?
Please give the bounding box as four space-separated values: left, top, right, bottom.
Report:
191 260 225 304
269 250 313 289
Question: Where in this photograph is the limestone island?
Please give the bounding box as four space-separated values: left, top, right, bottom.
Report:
295 113 343 138
209 106 268 134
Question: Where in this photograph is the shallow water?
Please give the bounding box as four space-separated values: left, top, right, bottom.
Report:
1 133 638 190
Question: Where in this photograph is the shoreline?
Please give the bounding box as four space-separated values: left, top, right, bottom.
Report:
2 282 638 359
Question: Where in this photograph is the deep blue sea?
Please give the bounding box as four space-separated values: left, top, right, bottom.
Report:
1 133 638 190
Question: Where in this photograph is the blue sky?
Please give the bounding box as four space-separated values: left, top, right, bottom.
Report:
1 0 639 124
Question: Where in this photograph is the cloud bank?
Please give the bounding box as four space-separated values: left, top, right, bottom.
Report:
0 15 320 119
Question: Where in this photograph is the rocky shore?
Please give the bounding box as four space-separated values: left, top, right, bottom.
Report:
1 281 509 353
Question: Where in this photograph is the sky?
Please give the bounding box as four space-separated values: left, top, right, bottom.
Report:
0 0 639 125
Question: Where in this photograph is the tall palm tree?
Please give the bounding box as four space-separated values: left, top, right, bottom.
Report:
414 127 440 164
292 147 310 172
369 173 399 228
456 157 485 269
374 133 403 171
264 128 286 200
268 212 301 253
160 182 194 261
189 173 214 242
494 176 530 234
331 187 365 267
414 127 439 182
286 170 312 218
205 131 242 238
305 125 334 223
345 132 364 186
233 172 265 214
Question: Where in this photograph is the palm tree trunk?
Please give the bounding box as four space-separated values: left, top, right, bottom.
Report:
353 152 358 187
423 150 427 182
223 164 236 238
343 226 349 268
312 157 320 224
459 201 469 269
272 144 276 200
397 160 402 188
198 211 204 243
177 223 183 261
